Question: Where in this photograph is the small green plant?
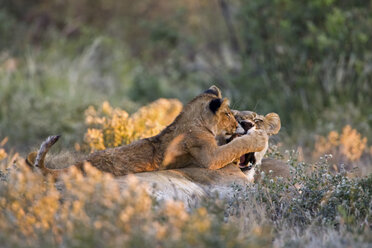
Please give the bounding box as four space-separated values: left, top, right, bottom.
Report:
226 153 371 242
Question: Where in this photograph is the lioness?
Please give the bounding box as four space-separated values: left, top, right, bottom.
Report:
229 111 290 182
115 110 290 203
27 86 268 177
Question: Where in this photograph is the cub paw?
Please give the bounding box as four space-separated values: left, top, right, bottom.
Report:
244 129 268 151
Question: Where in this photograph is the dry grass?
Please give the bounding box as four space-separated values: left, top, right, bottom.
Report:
0 100 371 247
0 159 272 247
314 125 368 162
313 125 371 175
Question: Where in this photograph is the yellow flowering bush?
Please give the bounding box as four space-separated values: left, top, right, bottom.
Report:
0 156 269 247
0 149 7 161
313 125 368 165
0 137 8 161
83 98 183 152
0 134 370 247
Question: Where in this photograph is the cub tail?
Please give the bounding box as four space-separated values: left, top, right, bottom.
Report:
26 135 61 174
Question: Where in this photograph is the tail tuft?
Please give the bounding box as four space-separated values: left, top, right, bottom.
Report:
34 135 61 168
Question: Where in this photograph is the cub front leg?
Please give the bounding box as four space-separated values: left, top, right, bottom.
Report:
191 130 268 170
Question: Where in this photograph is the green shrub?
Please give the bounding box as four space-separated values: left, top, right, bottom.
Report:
231 0 372 140
227 154 372 232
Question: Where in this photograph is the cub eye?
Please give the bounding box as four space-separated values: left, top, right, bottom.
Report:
225 112 231 117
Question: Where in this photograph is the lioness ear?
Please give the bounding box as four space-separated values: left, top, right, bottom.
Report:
231 109 240 116
204 85 222 98
264 113 281 135
209 98 222 114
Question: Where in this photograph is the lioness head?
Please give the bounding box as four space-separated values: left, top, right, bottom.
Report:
186 85 238 136
230 110 281 170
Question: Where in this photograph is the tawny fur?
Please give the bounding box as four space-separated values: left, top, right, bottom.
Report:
116 158 290 204
113 110 291 203
27 86 268 178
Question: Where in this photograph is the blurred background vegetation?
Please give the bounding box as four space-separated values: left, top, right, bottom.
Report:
0 0 371 153
0 2 371 246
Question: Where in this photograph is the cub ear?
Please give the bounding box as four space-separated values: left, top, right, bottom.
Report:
264 113 281 135
209 98 222 114
204 85 222 98
209 98 229 114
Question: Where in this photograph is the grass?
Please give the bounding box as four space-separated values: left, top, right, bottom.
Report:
0 37 208 151
0 147 371 247
0 100 371 247
0 38 138 150
1 1 371 246
1 34 371 153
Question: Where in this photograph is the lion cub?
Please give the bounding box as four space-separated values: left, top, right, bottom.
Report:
27 86 269 178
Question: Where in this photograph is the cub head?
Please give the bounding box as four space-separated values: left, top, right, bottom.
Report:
230 110 281 170
201 85 238 136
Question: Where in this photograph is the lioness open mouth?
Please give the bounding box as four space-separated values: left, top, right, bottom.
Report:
225 120 258 171
225 133 256 171
239 152 256 171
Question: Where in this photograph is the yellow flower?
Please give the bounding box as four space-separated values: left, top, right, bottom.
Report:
0 148 7 161
340 125 367 161
313 125 368 162
102 101 113 115
84 128 105 151
328 131 339 146
82 99 182 151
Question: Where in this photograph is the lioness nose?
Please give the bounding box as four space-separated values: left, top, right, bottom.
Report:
241 121 254 132
236 123 245 134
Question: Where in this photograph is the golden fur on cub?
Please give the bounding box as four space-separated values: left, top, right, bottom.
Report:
27 86 268 178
